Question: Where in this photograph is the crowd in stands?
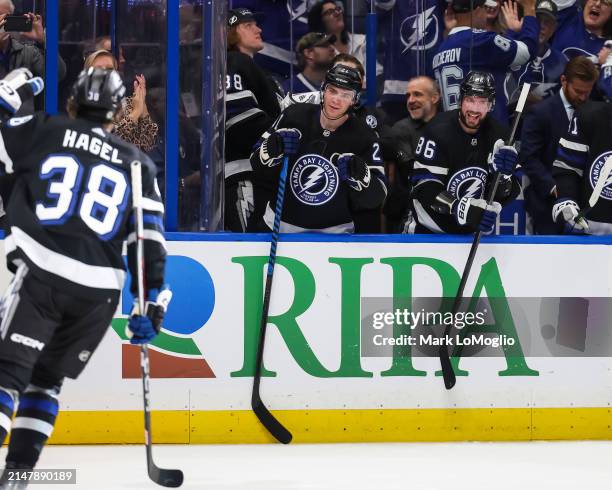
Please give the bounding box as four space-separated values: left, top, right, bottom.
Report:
221 0 611 235
2 0 612 235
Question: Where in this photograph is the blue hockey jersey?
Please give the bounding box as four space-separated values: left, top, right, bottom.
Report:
432 17 539 124
282 72 321 94
599 58 612 101
380 0 446 104
231 0 309 77
551 1 607 60
506 45 568 102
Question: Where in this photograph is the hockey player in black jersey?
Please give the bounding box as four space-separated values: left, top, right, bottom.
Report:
408 71 521 234
0 68 169 486
552 102 612 235
225 8 282 232
251 64 387 233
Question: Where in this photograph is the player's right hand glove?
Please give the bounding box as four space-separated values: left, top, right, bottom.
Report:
452 197 502 233
552 198 589 234
127 286 172 344
261 128 301 165
0 68 44 116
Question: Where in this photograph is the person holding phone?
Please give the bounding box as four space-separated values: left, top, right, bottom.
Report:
0 2 66 88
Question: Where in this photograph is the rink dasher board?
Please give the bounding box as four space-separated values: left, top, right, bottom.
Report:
0 234 610 443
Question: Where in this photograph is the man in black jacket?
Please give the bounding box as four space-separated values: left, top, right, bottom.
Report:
0 8 67 83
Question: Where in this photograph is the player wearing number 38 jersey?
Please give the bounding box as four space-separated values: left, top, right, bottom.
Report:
0 74 165 302
0 68 168 482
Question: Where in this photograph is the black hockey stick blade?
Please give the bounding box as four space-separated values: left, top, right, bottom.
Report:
439 345 456 389
149 463 184 488
252 394 293 444
251 397 293 444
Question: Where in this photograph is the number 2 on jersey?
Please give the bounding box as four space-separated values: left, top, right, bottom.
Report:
36 155 129 239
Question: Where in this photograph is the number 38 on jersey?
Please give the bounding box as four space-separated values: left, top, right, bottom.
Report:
36 154 129 240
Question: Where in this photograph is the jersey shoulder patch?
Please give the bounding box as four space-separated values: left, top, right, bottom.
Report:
365 114 378 129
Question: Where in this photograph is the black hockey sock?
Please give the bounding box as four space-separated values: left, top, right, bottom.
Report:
0 387 16 447
6 386 59 469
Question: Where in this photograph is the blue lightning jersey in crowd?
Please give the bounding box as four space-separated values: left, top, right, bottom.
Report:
600 58 612 100
551 1 606 60
506 45 568 102
380 0 446 104
432 17 539 124
282 72 320 94
232 0 309 77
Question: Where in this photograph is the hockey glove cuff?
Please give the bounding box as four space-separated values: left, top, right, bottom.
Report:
127 286 172 344
452 197 502 233
488 138 517 176
335 153 371 191
552 198 589 233
0 68 44 116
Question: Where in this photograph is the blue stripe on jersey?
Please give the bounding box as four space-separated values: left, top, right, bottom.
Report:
143 214 165 230
411 174 444 186
411 172 441 183
129 214 164 230
558 148 587 167
18 397 58 416
0 390 14 411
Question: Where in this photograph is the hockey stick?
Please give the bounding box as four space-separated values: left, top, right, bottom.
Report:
251 155 293 444
131 161 184 487
573 155 612 229
439 83 531 390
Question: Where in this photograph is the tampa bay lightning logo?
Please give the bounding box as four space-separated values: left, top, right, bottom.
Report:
400 6 440 53
287 0 308 21
589 151 612 201
290 154 339 206
447 166 488 199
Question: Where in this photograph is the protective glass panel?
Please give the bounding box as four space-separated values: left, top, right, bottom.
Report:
198 1 226 231
58 0 112 110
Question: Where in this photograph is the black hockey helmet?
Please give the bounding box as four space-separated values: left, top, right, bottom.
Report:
69 67 125 123
322 64 362 106
460 71 496 106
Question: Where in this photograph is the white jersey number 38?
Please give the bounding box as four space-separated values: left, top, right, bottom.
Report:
36 155 128 239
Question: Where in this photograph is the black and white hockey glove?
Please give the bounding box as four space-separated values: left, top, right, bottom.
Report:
260 128 301 167
451 196 502 233
0 68 44 116
552 198 589 234
127 286 172 344
334 153 371 191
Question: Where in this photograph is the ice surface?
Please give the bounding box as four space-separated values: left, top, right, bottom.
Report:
4 441 611 489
